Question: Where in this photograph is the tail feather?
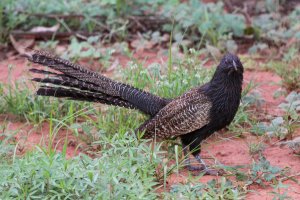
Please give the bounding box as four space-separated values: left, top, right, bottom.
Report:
28 51 170 116
32 74 104 94
29 68 62 76
37 86 136 108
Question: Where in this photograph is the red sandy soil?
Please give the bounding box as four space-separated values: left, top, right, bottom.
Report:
2 121 83 159
0 50 299 199
244 70 285 116
0 57 29 83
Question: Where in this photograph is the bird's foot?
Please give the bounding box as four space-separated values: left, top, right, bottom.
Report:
201 167 225 176
185 164 204 171
182 146 224 175
185 165 224 176
194 154 225 176
184 156 205 171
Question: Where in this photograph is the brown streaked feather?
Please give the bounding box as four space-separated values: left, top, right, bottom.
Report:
138 88 212 139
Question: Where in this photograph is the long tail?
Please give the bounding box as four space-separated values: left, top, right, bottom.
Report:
27 51 170 116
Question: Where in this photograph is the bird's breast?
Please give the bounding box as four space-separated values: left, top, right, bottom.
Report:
208 89 241 130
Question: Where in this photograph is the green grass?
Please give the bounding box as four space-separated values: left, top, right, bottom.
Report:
0 80 94 125
1 0 246 47
266 59 300 91
163 177 244 199
0 133 163 199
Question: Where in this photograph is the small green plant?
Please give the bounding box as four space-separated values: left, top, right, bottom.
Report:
248 142 265 156
270 180 291 200
252 92 300 139
0 80 93 124
247 156 283 187
0 133 163 199
163 1 245 47
165 177 244 199
0 0 28 44
267 59 300 91
0 123 17 160
38 40 59 51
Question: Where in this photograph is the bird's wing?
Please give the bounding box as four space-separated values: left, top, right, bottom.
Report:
139 89 212 139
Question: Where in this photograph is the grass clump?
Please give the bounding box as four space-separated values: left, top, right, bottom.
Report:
164 177 244 199
266 57 300 91
0 133 163 199
0 80 94 124
122 50 213 98
247 156 285 187
0 123 17 160
248 142 265 156
251 92 300 140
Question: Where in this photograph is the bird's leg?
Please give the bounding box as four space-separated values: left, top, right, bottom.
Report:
182 144 204 171
194 154 220 176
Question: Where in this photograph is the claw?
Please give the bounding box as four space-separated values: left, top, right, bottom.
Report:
185 161 205 171
182 145 223 175
183 146 224 175
201 168 222 176
183 145 205 171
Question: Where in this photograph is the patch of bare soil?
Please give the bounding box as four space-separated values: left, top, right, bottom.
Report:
164 132 300 198
1 121 84 159
244 70 285 116
0 57 29 83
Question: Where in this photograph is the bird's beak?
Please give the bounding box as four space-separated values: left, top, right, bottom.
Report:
232 60 238 71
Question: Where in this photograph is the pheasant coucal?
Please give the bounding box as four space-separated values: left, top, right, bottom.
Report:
27 51 244 175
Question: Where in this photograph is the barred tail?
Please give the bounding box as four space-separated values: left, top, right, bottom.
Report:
36 86 136 108
27 51 170 116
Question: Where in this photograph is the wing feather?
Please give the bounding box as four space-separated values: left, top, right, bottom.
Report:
139 89 212 139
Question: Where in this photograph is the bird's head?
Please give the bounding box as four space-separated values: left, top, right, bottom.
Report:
217 53 244 75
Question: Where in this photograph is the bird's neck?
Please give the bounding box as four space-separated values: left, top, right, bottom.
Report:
207 72 243 113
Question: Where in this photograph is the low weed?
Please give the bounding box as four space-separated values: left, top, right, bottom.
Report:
266 58 300 91
247 156 285 187
122 50 213 98
252 92 300 140
164 176 244 199
0 133 163 199
0 122 17 160
0 80 93 124
248 142 265 156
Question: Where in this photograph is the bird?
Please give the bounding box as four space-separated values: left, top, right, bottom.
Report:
26 50 244 175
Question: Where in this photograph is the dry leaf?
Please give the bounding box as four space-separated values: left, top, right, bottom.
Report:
30 24 60 33
9 34 35 55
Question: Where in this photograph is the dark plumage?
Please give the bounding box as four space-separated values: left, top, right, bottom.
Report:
27 51 243 175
